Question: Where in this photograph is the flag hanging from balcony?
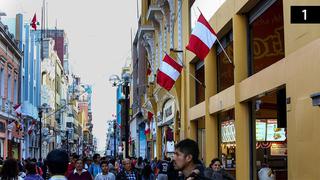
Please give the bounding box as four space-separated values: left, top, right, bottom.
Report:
30 13 40 30
186 13 217 61
13 104 22 117
27 120 36 135
144 123 150 135
147 111 153 121
157 54 183 91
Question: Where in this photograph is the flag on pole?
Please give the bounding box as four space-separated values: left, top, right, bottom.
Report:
28 120 36 135
157 54 183 91
30 13 40 30
144 123 150 135
186 13 217 61
147 111 153 121
13 104 22 117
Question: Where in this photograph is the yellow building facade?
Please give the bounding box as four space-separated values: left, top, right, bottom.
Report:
136 0 320 179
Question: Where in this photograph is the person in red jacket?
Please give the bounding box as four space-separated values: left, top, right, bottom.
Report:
68 158 93 180
67 154 79 175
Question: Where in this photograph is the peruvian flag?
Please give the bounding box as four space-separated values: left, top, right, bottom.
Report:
28 120 36 135
30 14 39 30
147 68 151 76
147 111 153 121
186 13 217 61
156 54 183 91
13 104 22 117
144 123 150 135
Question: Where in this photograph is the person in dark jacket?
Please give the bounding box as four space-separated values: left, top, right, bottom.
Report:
173 139 208 180
204 158 234 180
116 158 139 180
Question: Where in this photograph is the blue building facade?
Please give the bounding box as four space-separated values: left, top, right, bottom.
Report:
16 14 42 159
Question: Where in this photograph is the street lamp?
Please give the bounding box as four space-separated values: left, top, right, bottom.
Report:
109 73 131 158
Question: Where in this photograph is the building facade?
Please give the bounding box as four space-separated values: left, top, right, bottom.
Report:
133 0 320 179
0 18 22 159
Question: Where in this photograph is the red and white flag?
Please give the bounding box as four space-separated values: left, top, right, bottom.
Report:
186 13 217 61
147 111 153 121
13 104 22 117
30 14 39 30
157 54 183 91
144 123 150 135
28 120 36 135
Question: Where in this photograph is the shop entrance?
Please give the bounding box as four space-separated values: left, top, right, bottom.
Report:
251 88 287 180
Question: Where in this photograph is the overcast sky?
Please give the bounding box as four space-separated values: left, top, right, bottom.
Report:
0 0 224 153
1 0 139 152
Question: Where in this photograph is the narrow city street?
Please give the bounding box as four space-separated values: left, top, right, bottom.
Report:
0 0 319 180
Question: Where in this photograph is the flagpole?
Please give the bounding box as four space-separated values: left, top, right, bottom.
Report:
162 50 206 88
216 38 234 67
197 7 234 67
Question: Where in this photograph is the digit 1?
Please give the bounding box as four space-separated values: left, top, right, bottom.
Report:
302 9 307 20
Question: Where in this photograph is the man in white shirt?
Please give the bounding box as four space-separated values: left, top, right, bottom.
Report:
95 160 116 180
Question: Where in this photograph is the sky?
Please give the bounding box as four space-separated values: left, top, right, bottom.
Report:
0 0 139 152
0 0 224 153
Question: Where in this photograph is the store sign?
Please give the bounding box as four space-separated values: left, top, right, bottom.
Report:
266 119 286 141
256 119 286 142
221 120 235 143
158 99 175 127
270 143 287 156
163 99 175 125
256 120 267 141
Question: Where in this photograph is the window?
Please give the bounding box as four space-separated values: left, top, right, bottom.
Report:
217 31 234 92
249 0 284 75
0 68 4 97
14 79 17 104
7 74 11 102
0 122 5 132
195 60 205 104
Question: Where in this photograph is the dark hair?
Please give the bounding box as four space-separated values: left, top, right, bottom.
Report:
100 160 108 167
142 164 152 178
109 159 115 166
175 139 199 163
25 161 37 175
75 158 84 165
93 154 100 161
0 158 19 179
72 154 80 160
46 149 69 175
137 157 143 166
209 158 222 168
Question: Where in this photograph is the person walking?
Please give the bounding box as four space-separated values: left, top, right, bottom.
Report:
173 139 207 180
204 158 234 180
116 159 139 180
89 154 102 178
46 149 69 180
0 158 24 180
141 164 155 180
157 157 169 180
24 161 44 180
68 158 93 180
95 160 115 180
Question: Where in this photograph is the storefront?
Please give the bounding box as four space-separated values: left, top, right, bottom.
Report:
253 89 287 179
7 121 23 160
0 120 7 158
157 99 176 159
218 109 236 177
